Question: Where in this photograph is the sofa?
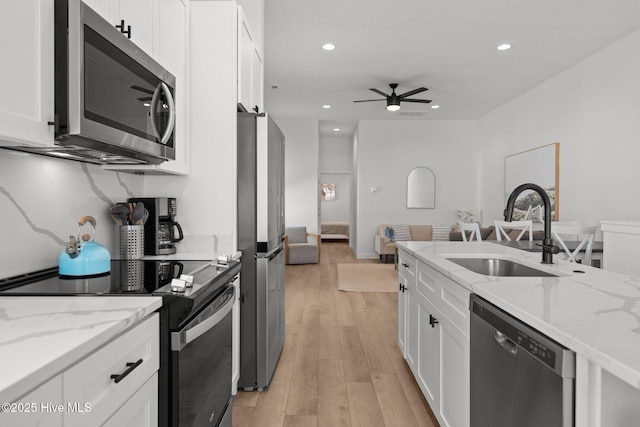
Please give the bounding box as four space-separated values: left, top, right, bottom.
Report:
375 224 435 263
375 224 543 263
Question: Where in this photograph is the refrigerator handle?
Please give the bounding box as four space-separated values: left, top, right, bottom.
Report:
258 245 284 261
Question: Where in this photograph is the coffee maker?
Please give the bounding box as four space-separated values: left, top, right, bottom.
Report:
129 197 183 255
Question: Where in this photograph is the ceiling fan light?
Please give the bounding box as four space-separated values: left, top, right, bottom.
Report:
386 103 401 111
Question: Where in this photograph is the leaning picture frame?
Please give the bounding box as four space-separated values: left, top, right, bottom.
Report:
505 142 559 221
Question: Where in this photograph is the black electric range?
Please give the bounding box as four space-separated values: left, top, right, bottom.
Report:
0 258 241 427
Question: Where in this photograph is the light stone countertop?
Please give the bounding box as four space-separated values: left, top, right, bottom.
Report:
0 296 162 404
397 240 640 389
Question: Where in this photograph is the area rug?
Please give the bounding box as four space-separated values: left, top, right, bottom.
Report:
337 263 397 292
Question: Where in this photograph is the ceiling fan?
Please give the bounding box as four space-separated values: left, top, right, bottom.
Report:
353 83 431 111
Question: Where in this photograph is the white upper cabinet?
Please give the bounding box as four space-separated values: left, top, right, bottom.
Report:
237 6 264 113
83 0 154 55
0 0 55 147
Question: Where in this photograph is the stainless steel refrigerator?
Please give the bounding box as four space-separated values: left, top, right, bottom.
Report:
237 112 286 391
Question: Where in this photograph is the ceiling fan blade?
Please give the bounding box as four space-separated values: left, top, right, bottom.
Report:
401 98 432 104
369 88 390 98
398 87 428 99
353 99 387 103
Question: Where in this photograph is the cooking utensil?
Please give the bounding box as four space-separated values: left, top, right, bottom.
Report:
110 204 130 225
128 202 134 225
131 202 146 225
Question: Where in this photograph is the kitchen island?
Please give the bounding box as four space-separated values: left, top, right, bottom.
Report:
0 296 161 425
397 240 640 427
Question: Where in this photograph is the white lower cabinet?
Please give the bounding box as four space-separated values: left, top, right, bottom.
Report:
398 248 417 358
415 291 439 407
63 313 159 426
439 307 469 427
400 249 470 427
0 375 63 427
398 272 408 357
0 314 159 427
102 374 158 427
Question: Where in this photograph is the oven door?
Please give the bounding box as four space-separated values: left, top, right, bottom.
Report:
171 286 234 427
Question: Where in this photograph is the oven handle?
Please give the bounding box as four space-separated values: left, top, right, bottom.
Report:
171 286 235 352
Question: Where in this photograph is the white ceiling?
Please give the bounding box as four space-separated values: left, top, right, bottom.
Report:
263 0 640 137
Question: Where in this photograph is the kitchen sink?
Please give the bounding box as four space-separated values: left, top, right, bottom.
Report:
446 257 559 277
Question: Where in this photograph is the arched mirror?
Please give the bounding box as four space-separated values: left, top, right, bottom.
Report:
407 167 435 209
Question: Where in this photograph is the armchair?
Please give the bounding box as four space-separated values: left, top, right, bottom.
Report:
284 226 321 264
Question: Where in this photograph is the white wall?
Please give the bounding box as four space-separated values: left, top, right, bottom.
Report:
477 27 640 229
320 173 351 222
319 135 353 172
320 134 353 225
354 120 477 258
279 119 320 234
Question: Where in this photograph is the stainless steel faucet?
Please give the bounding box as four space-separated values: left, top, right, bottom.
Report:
504 183 559 264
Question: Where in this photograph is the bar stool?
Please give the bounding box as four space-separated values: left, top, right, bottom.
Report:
551 223 598 266
494 220 533 241
460 223 482 242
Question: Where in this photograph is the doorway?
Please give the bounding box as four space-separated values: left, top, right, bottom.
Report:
319 172 351 241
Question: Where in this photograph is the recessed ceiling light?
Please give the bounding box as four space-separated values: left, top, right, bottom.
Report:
333 128 340 132
497 43 511 51
322 43 336 51
322 105 331 109
431 105 440 109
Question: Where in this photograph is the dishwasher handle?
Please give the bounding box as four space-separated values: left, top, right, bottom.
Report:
494 329 517 355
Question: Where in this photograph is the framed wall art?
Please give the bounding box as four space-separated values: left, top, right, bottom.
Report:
321 183 336 201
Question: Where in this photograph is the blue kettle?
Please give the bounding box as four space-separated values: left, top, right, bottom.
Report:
59 216 111 277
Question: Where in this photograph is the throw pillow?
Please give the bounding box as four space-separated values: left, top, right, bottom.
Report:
385 226 395 241
432 225 453 241
392 225 412 241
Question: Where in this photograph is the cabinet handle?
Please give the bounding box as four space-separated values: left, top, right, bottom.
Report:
429 314 439 328
401 263 409 268
116 19 132 39
110 359 143 384
398 283 406 293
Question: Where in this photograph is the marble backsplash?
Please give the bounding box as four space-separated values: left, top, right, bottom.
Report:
0 149 145 278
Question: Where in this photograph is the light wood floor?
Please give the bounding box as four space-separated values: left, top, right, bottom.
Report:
232 241 439 427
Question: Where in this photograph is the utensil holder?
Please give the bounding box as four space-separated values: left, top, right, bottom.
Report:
119 260 144 291
119 225 144 259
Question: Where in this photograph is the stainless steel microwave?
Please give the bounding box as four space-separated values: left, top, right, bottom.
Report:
53 0 176 165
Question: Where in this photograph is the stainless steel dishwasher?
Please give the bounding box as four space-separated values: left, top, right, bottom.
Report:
469 294 575 427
